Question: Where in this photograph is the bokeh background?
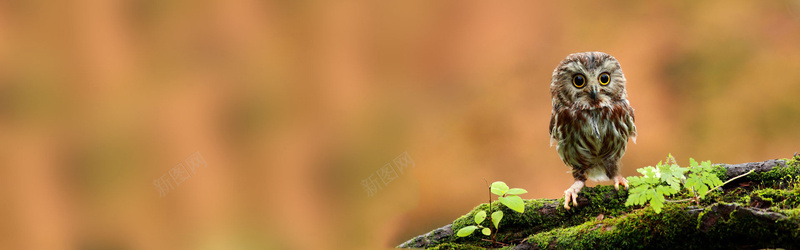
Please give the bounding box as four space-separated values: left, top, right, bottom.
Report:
1 0 800 249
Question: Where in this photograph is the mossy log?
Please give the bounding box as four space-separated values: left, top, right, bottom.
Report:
398 156 800 249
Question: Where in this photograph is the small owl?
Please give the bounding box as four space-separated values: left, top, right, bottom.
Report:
549 52 637 209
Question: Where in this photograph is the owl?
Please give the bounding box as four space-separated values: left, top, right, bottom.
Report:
548 52 637 209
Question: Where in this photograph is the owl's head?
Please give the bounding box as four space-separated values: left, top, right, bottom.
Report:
551 52 628 110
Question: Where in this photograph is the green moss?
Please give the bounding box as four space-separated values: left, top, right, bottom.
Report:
521 201 800 249
778 208 800 219
748 159 800 188
701 204 800 246
738 193 751 204
790 154 800 166
427 243 486 250
526 219 609 249
711 164 729 182
525 203 697 249
750 188 800 210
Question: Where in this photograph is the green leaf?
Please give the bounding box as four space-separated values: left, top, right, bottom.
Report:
624 196 635 206
645 175 661 185
627 193 639 206
635 192 647 203
481 228 491 236
656 185 677 196
490 187 503 196
491 181 509 195
499 195 525 213
474 210 486 224
684 177 698 192
627 182 657 207
650 192 665 214
629 185 649 194
670 164 688 180
639 192 650 204
506 188 528 195
627 155 724 214
625 192 642 206
668 181 681 192
456 226 477 237
650 199 663 214
697 185 709 198
644 188 656 201
701 177 716 190
658 164 674 182
637 166 657 177
712 176 724 188
491 211 503 229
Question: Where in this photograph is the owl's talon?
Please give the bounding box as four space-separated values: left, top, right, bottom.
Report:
613 175 629 190
563 181 585 210
563 190 577 209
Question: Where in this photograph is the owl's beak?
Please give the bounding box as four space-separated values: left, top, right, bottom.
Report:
589 87 598 101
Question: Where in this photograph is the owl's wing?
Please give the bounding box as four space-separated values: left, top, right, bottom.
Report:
629 108 638 143
548 109 559 147
625 104 638 143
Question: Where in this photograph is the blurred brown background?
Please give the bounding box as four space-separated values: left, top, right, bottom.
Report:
1 0 799 249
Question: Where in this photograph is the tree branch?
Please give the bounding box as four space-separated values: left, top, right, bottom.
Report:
398 157 800 249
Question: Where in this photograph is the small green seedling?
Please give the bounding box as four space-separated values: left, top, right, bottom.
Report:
625 154 750 213
455 210 492 237
457 181 527 245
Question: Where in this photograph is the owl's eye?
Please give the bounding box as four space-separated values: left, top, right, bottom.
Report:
598 73 610 85
572 74 586 88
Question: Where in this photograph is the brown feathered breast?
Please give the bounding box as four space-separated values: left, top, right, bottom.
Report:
549 100 636 181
